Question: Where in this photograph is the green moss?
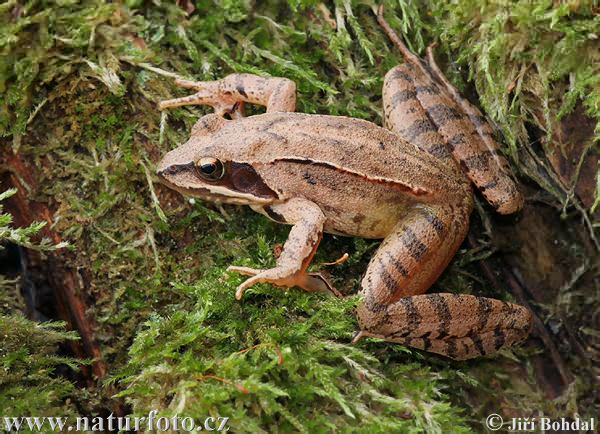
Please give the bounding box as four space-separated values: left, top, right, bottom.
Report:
108 215 475 432
0 189 80 417
0 315 80 416
431 1 600 150
1 0 597 431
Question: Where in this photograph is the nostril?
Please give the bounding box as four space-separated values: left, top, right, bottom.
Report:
156 159 171 177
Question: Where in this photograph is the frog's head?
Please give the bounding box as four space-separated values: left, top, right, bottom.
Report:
156 114 279 205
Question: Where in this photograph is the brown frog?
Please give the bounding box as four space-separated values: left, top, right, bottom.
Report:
155 8 532 360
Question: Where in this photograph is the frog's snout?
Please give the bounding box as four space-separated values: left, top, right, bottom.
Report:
155 145 194 181
156 161 195 182
155 158 174 186
155 156 170 179
155 146 197 190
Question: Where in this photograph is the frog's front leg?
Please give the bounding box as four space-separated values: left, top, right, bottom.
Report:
227 198 340 300
159 73 296 117
354 203 532 360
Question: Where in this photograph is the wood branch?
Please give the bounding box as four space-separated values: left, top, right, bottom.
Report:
468 232 573 398
1 151 107 383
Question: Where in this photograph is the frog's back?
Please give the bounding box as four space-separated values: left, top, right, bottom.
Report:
229 112 467 199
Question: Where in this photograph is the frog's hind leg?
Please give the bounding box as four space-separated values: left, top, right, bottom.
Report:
423 44 524 214
358 203 470 309
382 64 456 164
425 43 504 152
377 5 523 215
159 74 296 117
354 294 532 360
355 202 533 360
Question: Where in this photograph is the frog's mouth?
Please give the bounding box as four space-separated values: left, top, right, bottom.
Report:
157 162 280 206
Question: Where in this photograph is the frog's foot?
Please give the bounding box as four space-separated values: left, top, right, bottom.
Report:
227 265 341 300
159 73 296 117
159 78 245 118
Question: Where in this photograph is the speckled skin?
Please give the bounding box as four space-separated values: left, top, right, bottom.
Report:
156 12 532 360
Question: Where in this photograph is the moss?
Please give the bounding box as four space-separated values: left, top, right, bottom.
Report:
0 189 80 417
1 0 598 431
0 315 81 416
431 1 600 152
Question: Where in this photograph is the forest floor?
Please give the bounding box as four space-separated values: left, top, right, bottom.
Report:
1 1 599 432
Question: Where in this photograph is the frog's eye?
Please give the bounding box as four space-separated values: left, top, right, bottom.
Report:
195 157 225 181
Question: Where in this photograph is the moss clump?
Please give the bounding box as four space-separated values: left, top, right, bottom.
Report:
431 1 600 153
0 189 80 417
110 224 474 432
0 315 80 416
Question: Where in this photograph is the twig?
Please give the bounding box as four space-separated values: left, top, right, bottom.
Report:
195 374 250 394
503 266 573 386
236 342 284 366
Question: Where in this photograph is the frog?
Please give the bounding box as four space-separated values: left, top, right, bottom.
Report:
155 7 532 361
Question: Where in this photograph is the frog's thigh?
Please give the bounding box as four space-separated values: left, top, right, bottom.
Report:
359 203 468 307
357 294 532 360
230 198 335 299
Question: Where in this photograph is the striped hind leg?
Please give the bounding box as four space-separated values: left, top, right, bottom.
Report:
378 7 523 214
382 62 522 214
359 203 470 306
354 203 532 360
425 43 514 173
355 293 532 360
382 65 457 165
